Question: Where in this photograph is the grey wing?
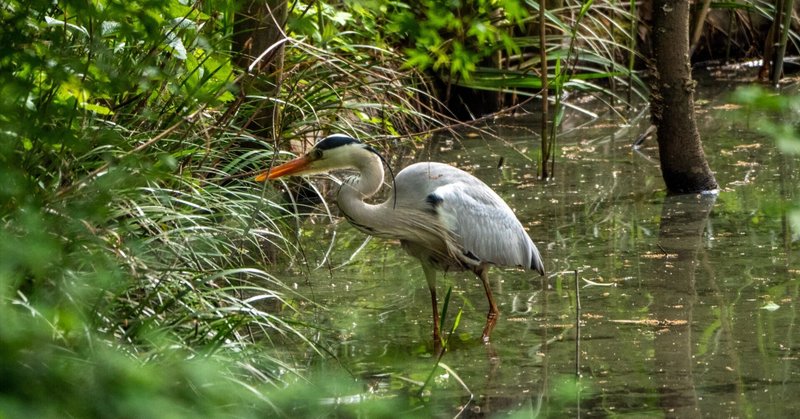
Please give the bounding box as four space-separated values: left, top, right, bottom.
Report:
430 181 545 274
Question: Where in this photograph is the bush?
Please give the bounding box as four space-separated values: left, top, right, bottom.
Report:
0 1 304 415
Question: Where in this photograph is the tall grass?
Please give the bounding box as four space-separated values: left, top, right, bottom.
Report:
0 0 441 415
257 38 443 145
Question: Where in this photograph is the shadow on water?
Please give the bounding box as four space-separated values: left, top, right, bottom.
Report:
272 82 800 417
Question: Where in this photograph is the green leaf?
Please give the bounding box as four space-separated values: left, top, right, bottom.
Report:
81 102 115 115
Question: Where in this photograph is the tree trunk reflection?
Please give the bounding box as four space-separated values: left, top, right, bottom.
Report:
650 193 716 418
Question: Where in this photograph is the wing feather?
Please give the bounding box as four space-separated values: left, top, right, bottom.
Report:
431 181 543 272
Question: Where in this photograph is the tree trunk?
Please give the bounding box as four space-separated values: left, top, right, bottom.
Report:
233 1 287 71
650 1 718 193
232 0 288 136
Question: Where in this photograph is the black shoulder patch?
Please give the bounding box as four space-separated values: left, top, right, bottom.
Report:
426 193 443 208
315 134 360 151
463 250 481 262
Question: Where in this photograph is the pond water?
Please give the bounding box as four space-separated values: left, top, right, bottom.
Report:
271 83 799 417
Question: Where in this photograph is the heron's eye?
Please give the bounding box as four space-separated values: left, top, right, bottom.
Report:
309 149 323 160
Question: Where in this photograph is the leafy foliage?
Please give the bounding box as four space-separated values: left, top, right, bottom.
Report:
390 0 526 80
0 0 446 414
733 86 800 154
733 86 800 237
0 0 305 415
386 1 647 105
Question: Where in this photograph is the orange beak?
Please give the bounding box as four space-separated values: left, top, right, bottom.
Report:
254 156 311 182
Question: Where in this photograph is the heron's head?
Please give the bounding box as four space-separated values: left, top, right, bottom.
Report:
255 134 380 181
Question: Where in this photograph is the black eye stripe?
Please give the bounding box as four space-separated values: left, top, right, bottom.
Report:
314 134 360 151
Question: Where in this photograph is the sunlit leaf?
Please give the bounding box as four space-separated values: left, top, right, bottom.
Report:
81 102 115 115
44 16 89 36
164 32 187 60
761 302 780 311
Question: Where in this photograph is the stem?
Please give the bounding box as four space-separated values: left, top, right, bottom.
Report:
772 0 794 85
539 0 549 179
627 0 636 106
689 0 712 57
575 269 581 378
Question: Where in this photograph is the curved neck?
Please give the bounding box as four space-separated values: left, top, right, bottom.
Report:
336 152 389 234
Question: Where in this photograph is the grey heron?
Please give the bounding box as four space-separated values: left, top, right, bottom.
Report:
256 134 545 348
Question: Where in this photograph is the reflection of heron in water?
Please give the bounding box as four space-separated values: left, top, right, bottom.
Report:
257 134 545 348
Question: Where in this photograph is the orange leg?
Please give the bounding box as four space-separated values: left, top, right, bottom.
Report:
478 266 500 343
